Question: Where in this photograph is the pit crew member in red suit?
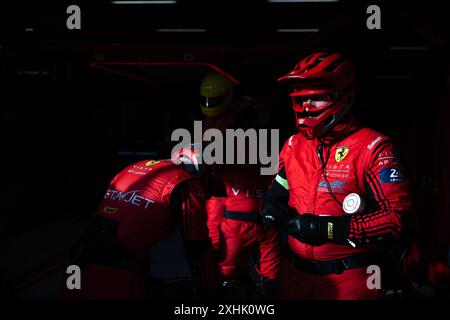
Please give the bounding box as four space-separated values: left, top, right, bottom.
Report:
206 164 281 298
262 52 412 300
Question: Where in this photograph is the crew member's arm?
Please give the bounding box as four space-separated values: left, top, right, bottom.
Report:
205 197 225 250
347 141 412 245
203 165 227 249
262 141 291 229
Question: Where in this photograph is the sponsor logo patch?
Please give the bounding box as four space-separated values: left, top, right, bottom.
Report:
104 189 156 208
145 160 160 166
335 146 349 163
317 180 347 193
103 207 119 214
380 168 403 183
367 136 382 150
319 180 347 189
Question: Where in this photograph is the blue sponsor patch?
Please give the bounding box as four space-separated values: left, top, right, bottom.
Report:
318 180 347 189
380 168 403 183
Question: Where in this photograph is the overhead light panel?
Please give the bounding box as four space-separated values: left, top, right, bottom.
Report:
276 28 319 32
156 29 206 32
268 0 339 3
111 1 177 4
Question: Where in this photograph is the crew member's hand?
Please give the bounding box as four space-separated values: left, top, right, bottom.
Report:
288 213 350 245
262 201 290 229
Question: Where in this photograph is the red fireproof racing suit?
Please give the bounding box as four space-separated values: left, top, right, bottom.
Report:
62 160 217 299
206 165 281 282
265 118 412 299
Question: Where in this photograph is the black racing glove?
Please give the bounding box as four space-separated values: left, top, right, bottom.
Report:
262 180 290 229
288 214 350 246
262 200 290 229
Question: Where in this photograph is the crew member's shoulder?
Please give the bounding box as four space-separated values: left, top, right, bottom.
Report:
283 133 304 150
356 127 392 152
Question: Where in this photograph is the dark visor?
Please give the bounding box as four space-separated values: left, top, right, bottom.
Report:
200 95 226 109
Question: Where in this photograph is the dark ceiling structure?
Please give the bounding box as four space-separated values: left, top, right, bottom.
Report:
0 1 447 85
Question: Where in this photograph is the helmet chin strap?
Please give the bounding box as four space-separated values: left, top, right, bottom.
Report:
299 113 336 141
316 113 353 145
318 114 336 138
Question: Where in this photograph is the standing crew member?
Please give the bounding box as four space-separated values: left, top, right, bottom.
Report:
206 164 280 298
262 52 412 299
200 73 281 297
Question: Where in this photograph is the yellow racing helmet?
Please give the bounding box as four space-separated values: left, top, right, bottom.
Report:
200 72 235 118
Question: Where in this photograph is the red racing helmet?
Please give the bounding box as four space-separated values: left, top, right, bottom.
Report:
278 52 356 139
